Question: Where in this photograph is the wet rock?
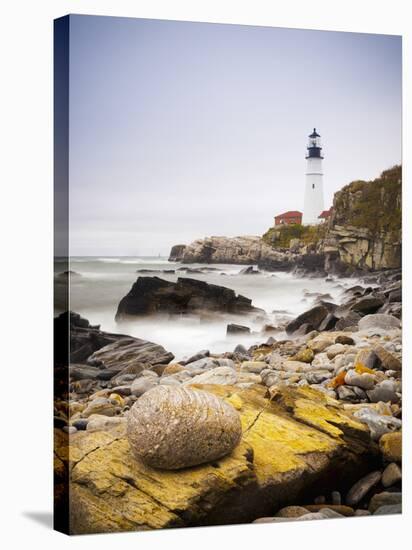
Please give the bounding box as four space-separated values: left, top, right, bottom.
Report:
88 337 174 377
369 492 402 514
116 276 261 318
275 506 310 518
358 314 401 332
382 463 402 488
241 361 267 374
285 305 329 335
86 415 127 432
354 408 401 440
350 296 384 314
379 432 402 462
131 376 159 397
326 343 348 359
181 350 210 365
227 323 251 335
82 397 117 418
354 348 378 370
373 345 401 371
373 503 402 515
290 348 314 363
304 504 354 516
185 366 238 386
344 369 376 390
335 335 355 345
366 380 400 403
345 471 381 506
127 386 242 469
334 311 361 331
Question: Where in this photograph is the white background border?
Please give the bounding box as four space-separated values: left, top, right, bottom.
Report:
0 1 409 549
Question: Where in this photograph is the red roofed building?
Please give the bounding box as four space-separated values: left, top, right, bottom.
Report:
318 207 333 221
274 211 303 226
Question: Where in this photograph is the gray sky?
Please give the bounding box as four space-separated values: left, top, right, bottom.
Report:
68 15 401 256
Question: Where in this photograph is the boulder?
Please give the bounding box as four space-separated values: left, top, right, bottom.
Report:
350 296 384 314
115 277 261 319
358 314 401 332
87 338 174 376
227 323 251 335
286 305 329 335
57 384 376 534
168 244 186 261
127 386 242 469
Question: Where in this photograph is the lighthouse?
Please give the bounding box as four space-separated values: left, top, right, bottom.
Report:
302 128 324 225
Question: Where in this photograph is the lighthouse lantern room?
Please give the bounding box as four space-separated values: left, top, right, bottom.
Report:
302 128 325 225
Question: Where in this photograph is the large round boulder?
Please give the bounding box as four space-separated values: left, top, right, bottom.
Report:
127 385 242 469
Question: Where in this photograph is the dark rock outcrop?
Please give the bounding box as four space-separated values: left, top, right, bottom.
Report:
169 244 187 262
115 277 261 319
285 305 330 335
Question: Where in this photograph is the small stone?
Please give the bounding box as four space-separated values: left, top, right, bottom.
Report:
306 370 332 384
354 348 378 370
337 385 358 401
234 344 248 354
344 369 375 390
381 463 402 488
185 366 238 386
162 364 185 376
346 471 381 506
304 504 354 516
373 503 402 515
358 314 401 332
335 335 355 345
369 492 402 514
354 408 401 440
131 376 159 397
354 509 371 516
379 431 402 462
290 348 314 363
72 418 89 430
373 345 401 371
331 491 341 505
181 350 209 365
366 380 400 403
63 426 77 435
240 361 268 373
275 506 310 518
314 495 326 504
227 323 250 335
326 343 348 359
82 397 116 418
86 414 126 432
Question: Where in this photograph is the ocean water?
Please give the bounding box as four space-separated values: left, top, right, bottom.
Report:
55 256 358 361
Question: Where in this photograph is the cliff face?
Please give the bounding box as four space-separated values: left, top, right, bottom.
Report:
325 166 401 272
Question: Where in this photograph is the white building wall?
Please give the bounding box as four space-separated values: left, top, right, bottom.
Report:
302 157 324 225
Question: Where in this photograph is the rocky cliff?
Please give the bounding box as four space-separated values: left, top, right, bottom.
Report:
324 166 401 272
169 166 401 274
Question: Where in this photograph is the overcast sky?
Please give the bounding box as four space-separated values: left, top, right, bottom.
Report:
67 15 401 256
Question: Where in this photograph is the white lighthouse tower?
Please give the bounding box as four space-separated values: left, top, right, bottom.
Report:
302 128 324 225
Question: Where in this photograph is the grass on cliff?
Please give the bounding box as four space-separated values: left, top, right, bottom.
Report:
334 165 401 237
262 223 327 249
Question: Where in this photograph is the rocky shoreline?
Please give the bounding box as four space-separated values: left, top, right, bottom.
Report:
54 267 402 534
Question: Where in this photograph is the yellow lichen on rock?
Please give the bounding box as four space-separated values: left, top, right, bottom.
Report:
56 384 376 534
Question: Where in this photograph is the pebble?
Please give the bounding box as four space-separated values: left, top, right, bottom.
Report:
379 431 402 462
335 335 355 345
184 366 238 386
344 369 375 390
326 343 348 359
354 408 402 440
331 491 341 505
131 376 159 397
373 503 402 515
82 397 117 418
275 506 309 518
240 361 268 374
369 492 402 514
366 380 400 403
62 425 77 435
345 470 381 506
381 463 402 488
